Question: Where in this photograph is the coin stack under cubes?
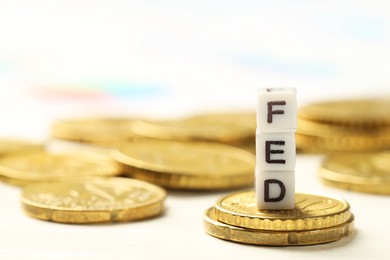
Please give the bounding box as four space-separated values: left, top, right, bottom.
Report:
203 190 354 246
203 88 355 246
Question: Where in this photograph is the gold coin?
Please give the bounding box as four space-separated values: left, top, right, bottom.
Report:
112 139 255 190
21 177 166 223
131 116 254 145
188 112 256 133
0 175 29 186
0 151 121 184
319 152 390 194
0 139 43 156
236 141 256 154
371 151 390 170
214 190 351 231
299 99 390 127
296 118 390 152
297 118 390 137
51 118 138 145
204 207 354 246
296 132 390 152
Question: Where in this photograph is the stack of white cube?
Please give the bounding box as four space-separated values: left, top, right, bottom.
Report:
256 88 297 210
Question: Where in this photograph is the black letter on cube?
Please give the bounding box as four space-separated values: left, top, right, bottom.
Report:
267 101 286 123
264 179 286 202
265 140 286 164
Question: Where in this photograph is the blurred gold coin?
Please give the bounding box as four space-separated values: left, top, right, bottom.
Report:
0 151 121 185
319 152 390 194
0 175 29 186
297 99 390 153
113 139 255 190
214 190 351 231
51 118 138 145
189 112 256 132
371 151 390 170
299 99 390 127
0 139 43 156
296 133 390 153
236 141 256 154
131 116 254 145
204 207 354 246
21 177 166 223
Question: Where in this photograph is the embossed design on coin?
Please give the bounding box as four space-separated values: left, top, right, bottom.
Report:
214 191 351 231
21 177 166 223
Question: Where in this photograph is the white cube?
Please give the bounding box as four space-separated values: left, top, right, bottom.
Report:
256 132 296 172
256 170 295 210
257 88 297 132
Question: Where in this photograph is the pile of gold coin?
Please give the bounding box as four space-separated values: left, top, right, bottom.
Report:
296 99 390 194
297 99 390 152
0 139 167 224
204 190 354 246
319 152 390 194
0 111 256 224
50 112 257 190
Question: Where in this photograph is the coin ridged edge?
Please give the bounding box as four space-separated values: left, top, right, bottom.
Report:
296 133 390 152
21 199 165 223
214 191 351 231
204 208 355 246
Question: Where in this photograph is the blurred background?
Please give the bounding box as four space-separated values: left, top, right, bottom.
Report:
0 0 389 137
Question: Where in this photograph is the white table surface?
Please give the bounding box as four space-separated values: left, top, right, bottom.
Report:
0 1 390 259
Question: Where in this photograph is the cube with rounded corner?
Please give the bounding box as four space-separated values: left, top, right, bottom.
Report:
256 132 296 172
257 88 297 132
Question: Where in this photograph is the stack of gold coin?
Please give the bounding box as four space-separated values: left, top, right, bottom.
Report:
319 152 390 194
0 150 121 186
204 190 354 246
112 139 255 190
297 99 390 152
21 177 166 223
